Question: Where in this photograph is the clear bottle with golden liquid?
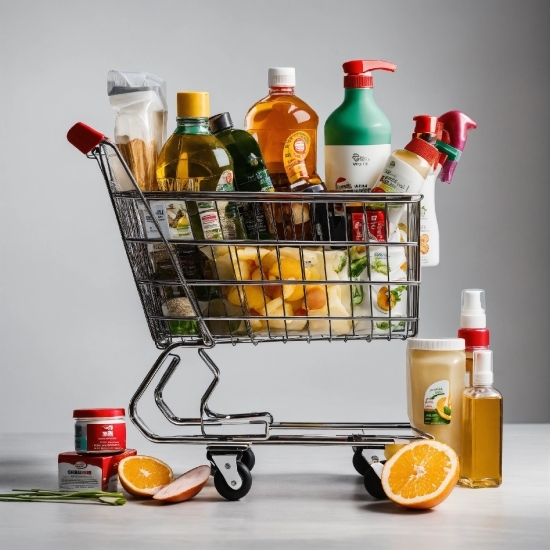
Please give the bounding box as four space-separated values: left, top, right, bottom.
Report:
460 350 503 488
245 68 321 240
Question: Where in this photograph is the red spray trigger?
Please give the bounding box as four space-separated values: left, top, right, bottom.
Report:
342 60 396 88
67 122 105 155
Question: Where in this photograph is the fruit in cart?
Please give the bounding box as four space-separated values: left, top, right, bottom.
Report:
153 465 211 503
227 285 267 311
305 286 327 310
381 440 459 509
118 456 174 497
257 297 294 329
384 443 406 460
234 246 271 264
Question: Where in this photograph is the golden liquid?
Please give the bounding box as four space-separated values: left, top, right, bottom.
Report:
245 89 321 189
460 390 503 487
156 131 242 240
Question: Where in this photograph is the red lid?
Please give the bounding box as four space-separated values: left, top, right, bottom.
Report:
436 121 444 141
404 138 440 165
67 122 105 155
73 408 125 418
457 328 490 350
343 60 396 88
413 115 439 134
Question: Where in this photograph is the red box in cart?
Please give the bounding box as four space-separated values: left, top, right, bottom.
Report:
58 449 137 492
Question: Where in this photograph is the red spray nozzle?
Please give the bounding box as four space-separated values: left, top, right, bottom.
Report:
438 111 477 183
342 60 396 88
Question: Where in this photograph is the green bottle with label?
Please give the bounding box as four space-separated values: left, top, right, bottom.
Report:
209 112 275 240
324 60 396 192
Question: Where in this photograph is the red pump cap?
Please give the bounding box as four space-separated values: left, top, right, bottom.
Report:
404 138 440 165
458 328 490 350
413 115 439 134
73 408 126 418
343 60 396 88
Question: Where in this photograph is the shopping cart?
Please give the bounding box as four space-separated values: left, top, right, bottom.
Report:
68 122 431 500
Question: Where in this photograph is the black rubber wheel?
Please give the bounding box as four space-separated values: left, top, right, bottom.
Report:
363 462 388 500
240 448 255 471
352 449 369 476
214 462 252 501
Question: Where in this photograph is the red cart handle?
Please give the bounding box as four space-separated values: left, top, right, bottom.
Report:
67 122 106 154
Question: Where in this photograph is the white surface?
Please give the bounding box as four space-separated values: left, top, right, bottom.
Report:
0 425 548 549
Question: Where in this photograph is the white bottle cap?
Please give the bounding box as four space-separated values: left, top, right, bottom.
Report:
407 338 465 351
268 67 295 87
460 289 486 328
473 349 493 385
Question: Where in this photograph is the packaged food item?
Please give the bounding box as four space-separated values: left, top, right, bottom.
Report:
325 60 396 191
58 449 137 492
460 350 503 487
74 408 126 454
209 112 275 240
107 71 167 191
406 338 466 456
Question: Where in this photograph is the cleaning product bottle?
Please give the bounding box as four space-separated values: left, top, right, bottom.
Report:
371 137 439 237
438 111 477 183
324 60 396 192
460 349 503 487
209 112 275 240
458 289 490 387
245 67 321 189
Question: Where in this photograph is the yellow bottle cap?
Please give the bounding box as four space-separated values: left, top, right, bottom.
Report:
177 92 210 118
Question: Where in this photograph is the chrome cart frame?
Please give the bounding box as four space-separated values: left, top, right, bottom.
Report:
68 122 431 500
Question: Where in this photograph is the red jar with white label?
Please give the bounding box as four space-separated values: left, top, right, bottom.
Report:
74 408 126 455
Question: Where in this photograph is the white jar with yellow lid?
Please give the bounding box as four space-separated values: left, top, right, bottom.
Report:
406 338 466 456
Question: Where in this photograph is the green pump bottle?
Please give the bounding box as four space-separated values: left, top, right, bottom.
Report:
324 60 396 192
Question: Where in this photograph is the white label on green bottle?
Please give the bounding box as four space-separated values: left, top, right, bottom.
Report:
325 144 391 192
424 380 451 425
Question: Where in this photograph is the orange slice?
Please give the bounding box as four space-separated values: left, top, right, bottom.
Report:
118 455 174 497
381 440 459 509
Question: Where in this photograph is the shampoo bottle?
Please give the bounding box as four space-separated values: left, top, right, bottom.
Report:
324 60 396 192
460 350 503 487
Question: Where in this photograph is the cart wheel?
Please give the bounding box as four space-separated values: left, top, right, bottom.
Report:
240 448 255 471
352 449 369 476
214 462 252 501
363 462 388 500
206 451 216 475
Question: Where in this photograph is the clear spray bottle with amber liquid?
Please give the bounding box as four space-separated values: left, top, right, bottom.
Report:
460 350 503 487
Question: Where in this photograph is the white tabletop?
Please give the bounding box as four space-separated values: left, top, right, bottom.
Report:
0 425 548 549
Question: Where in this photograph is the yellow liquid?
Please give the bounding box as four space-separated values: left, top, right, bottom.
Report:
460 389 503 487
407 348 466 456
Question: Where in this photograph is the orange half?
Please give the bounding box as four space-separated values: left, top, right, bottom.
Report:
381 440 459 509
118 455 174 497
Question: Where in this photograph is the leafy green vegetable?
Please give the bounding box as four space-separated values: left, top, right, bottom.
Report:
350 256 367 278
0 489 126 506
376 321 406 330
371 258 389 275
389 285 407 303
334 252 347 274
352 285 364 305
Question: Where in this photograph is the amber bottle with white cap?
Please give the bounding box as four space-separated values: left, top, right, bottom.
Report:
406 338 466 456
460 350 503 487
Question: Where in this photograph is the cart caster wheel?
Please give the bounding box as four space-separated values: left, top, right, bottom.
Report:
363 462 388 500
352 449 369 476
214 462 252 501
206 451 216 475
240 448 255 471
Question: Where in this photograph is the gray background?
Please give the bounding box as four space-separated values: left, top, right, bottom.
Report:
0 0 548 436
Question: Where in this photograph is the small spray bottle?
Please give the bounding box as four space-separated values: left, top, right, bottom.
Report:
460 350 503 488
458 289 490 387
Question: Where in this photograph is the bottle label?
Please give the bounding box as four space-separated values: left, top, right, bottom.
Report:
325 144 390 191
423 380 451 424
241 168 275 192
197 203 223 240
371 156 422 194
283 132 310 184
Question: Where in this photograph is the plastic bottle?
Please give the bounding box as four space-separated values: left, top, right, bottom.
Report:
245 67 321 189
209 112 275 240
458 289 490 387
406 338 466 457
371 137 440 237
324 60 396 192
460 350 503 487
